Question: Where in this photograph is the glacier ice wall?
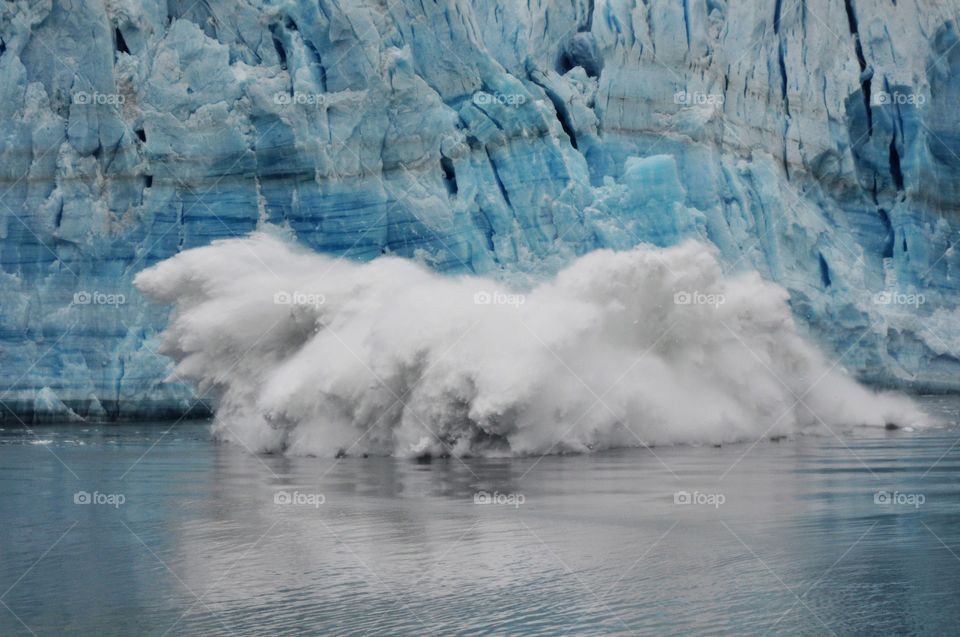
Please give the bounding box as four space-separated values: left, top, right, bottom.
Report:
1 0 959 421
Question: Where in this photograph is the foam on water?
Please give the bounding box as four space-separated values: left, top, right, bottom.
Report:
135 230 927 457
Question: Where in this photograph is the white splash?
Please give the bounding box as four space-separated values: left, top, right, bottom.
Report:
135 230 927 457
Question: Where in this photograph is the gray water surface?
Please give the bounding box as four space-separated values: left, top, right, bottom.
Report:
3 398 960 636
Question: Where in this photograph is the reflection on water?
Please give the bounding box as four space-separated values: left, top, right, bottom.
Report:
2 397 960 636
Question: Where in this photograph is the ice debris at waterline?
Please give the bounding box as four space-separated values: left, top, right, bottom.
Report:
135 233 927 458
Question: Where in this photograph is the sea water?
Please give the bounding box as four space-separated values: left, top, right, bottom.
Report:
2 397 960 636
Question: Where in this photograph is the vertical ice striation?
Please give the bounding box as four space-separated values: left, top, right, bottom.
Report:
1 0 959 421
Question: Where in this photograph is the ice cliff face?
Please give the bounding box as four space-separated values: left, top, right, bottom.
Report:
1 0 959 421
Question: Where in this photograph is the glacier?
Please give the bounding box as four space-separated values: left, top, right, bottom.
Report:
1 0 959 422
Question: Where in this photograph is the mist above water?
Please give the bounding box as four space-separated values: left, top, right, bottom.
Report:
135 230 926 457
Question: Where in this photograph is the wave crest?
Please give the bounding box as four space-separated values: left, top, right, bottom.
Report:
135 231 926 457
